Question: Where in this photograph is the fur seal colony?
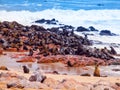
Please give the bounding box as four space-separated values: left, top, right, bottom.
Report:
0 21 120 67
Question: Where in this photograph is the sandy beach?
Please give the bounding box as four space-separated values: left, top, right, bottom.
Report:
0 52 120 90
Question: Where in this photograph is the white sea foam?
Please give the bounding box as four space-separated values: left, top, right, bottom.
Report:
0 9 120 33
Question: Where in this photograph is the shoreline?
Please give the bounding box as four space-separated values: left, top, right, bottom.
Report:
0 68 120 90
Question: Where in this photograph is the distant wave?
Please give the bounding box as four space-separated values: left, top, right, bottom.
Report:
0 9 120 34
0 0 120 11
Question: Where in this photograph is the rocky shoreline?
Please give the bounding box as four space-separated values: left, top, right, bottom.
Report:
0 69 120 90
0 21 120 90
0 21 120 66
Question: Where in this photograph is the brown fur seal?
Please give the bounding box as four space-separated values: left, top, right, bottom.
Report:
22 65 29 73
93 64 100 77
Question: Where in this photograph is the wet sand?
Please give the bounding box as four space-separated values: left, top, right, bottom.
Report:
0 52 120 76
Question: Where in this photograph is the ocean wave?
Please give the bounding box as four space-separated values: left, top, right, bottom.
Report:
0 9 120 34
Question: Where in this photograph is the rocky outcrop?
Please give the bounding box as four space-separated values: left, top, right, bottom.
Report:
29 68 46 83
37 55 116 67
89 26 99 31
76 26 89 32
35 18 58 25
16 56 36 62
99 30 116 36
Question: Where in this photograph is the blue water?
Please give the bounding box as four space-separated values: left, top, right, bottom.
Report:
0 0 120 11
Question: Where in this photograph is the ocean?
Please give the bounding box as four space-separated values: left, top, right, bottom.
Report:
0 0 120 34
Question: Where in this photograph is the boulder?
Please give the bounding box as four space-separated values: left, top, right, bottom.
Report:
35 18 58 25
76 26 89 32
7 83 24 89
35 18 46 23
29 68 46 83
89 26 98 31
43 78 59 88
99 30 116 36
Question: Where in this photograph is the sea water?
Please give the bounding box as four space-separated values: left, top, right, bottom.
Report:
0 0 120 46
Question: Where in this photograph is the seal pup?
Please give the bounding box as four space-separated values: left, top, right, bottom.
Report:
22 65 29 73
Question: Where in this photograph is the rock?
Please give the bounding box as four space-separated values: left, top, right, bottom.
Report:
37 56 66 63
89 26 98 31
7 82 24 89
93 65 100 77
6 48 18 52
93 80 115 90
29 68 46 83
35 18 58 25
35 18 46 23
99 30 116 36
93 85 115 90
112 69 120 72
61 79 92 90
43 77 59 88
76 26 89 32
81 73 91 76
0 66 8 70
16 56 36 62
46 18 58 25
